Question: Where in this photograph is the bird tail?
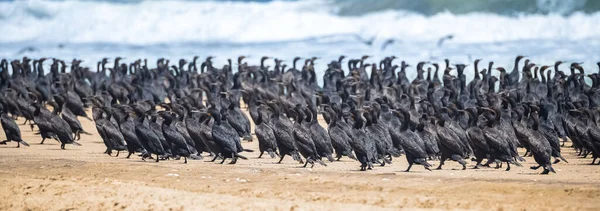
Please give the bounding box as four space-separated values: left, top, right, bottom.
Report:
190 153 203 160
235 153 248 160
509 159 523 167
19 140 30 147
242 148 254 152
558 154 569 163
547 165 557 174
389 148 403 157
267 149 276 158
71 141 82 146
292 151 303 164
516 156 526 162
315 158 327 166
325 154 335 162
414 158 432 168
347 152 357 160
382 155 392 164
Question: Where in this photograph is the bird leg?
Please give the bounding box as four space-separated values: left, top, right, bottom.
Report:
155 154 160 162
541 168 550 175
505 162 511 171
405 163 413 172
583 150 590 158
530 165 541 170
184 157 188 164
258 151 264 158
303 158 310 168
277 154 286 164
360 164 366 171
209 154 219 162
127 152 133 159
17 142 20 148
229 153 238 164
436 160 444 170
0 140 7 145
40 138 46 145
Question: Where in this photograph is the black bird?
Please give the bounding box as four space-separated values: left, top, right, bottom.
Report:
63 88 92 121
267 101 303 164
31 102 57 144
480 107 522 171
464 108 489 168
305 105 335 162
149 112 172 158
159 111 192 163
48 102 82 149
132 105 166 162
208 107 249 164
118 106 147 158
525 108 556 174
362 107 393 165
323 105 356 161
434 111 468 170
350 109 375 171
392 109 432 172
94 108 127 156
292 105 326 168
255 104 279 158
55 95 91 140
0 103 29 147
223 98 253 141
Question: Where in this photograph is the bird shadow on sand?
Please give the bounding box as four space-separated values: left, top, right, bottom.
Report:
517 172 544 175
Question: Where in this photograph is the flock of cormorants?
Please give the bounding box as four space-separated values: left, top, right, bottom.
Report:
1 55 600 174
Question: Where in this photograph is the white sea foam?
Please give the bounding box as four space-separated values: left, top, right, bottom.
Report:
1 0 599 83
1 0 600 45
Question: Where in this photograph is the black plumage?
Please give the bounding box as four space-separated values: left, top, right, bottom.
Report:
94 108 127 156
292 105 326 167
160 111 192 163
323 105 356 161
255 104 279 158
132 106 166 162
349 109 375 171
48 102 82 149
305 105 335 162
392 109 432 172
209 108 249 164
267 101 303 164
0 103 29 147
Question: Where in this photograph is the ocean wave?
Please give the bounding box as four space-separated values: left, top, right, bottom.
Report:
1 0 600 45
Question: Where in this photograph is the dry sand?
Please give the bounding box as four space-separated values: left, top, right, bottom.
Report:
1 108 600 211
